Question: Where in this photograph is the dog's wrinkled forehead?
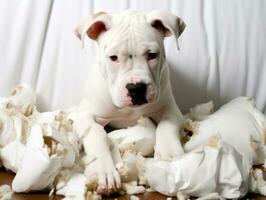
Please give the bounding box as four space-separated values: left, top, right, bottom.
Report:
102 12 162 52
75 10 186 49
109 11 154 36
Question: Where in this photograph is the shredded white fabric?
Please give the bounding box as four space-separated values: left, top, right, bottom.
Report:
184 97 266 165
1 85 266 200
141 137 251 199
0 185 13 200
130 195 140 200
121 181 146 195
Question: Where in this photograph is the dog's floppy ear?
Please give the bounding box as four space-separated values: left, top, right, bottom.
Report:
146 10 186 50
74 12 112 47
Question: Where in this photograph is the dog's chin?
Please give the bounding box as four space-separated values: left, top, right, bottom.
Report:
114 96 157 109
118 102 149 109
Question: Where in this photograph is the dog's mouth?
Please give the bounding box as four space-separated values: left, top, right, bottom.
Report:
126 92 157 108
131 97 148 106
126 82 148 106
118 94 156 108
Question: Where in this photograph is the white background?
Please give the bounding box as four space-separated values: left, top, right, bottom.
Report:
0 0 266 114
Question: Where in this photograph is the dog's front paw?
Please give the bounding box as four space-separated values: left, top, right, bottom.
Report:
154 139 184 161
85 157 121 195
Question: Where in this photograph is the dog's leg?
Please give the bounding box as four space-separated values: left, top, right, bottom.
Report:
154 99 184 161
75 110 121 195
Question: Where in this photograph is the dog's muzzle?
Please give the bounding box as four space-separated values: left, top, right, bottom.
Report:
126 82 148 105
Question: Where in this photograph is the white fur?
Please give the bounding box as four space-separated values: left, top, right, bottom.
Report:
74 10 185 194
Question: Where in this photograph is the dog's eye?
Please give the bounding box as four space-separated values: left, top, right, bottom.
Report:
147 53 158 60
109 55 118 62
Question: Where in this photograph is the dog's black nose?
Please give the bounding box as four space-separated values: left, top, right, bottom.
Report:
126 82 148 105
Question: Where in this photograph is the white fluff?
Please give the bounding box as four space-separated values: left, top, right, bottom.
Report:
0 110 29 172
1 140 25 173
55 167 102 200
108 118 156 184
1 85 266 200
185 101 214 121
121 181 146 195
0 185 13 200
0 84 80 193
139 136 251 199
0 84 36 116
130 195 140 200
249 168 266 195
108 118 156 156
56 172 88 200
12 123 62 192
184 97 266 165
115 152 136 182
11 118 80 192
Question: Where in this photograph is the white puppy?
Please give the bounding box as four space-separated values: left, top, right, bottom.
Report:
74 10 185 195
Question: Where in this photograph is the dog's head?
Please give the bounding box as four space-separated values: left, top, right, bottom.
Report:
75 10 185 108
